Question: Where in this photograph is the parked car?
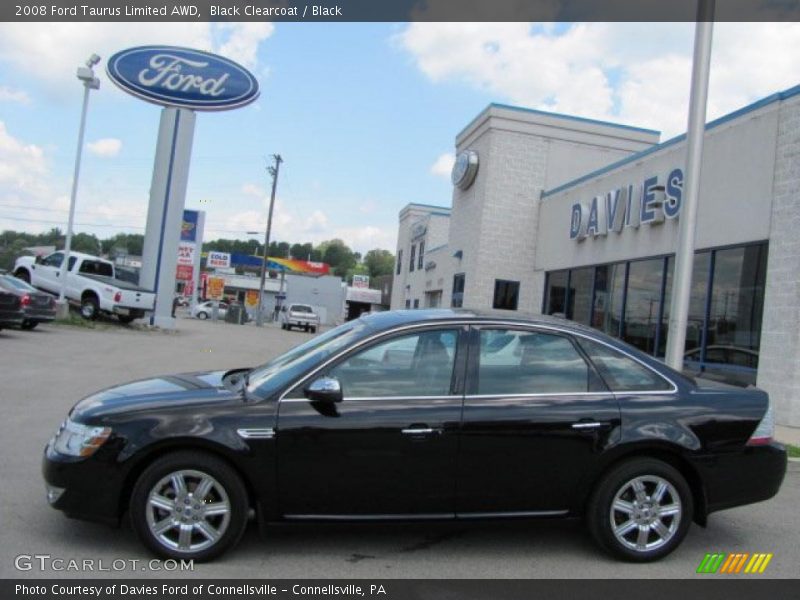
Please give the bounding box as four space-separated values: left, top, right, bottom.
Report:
42 310 786 563
0 274 57 330
280 303 320 332
0 288 24 330
14 251 155 324
684 345 759 387
192 301 228 320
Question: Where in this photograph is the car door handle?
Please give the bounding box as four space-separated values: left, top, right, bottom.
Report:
571 421 604 430
402 427 437 435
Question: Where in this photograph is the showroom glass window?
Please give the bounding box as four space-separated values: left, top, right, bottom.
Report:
566 267 593 325
544 270 567 315
705 244 767 366
592 264 626 337
623 258 665 355
476 329 593 395
328 329 458 398
451 273 465 308
493 280 520 311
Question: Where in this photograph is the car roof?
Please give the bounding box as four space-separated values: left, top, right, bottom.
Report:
358 308 600 336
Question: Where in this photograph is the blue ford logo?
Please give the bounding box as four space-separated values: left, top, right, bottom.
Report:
106 45 259 111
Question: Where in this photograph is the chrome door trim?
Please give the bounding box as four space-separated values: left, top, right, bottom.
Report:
457 509 569 519
571 421 603 430
283 513 455 521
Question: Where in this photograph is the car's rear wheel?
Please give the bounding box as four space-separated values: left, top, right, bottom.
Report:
587 458 692 562
130 451 249 561
21 320 38 330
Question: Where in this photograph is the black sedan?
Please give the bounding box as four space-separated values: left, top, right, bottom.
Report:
0 274 57 329
0 287 24 329
42 310 786 562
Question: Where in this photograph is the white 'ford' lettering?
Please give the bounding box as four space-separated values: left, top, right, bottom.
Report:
137 54 229 97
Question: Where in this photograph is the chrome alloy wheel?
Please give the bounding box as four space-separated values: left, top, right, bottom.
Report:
145 469 231 553
609 475 682 553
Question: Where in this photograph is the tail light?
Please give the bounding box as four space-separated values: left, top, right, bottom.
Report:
21 294 31 307
747 404 774 446
113 291 122 303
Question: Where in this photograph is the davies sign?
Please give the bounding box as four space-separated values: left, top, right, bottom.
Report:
106 46 259 111
569 168 684 241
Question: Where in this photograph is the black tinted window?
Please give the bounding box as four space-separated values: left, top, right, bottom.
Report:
578 337 671 392
477 329 591 395
329 330 458 398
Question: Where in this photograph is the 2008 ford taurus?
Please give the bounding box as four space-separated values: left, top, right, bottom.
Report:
43 310 787 562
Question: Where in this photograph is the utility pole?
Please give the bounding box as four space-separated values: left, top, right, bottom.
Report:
665 0 714 369
256 154 283 327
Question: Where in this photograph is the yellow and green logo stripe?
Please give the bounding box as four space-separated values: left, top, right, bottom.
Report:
696 553 773 574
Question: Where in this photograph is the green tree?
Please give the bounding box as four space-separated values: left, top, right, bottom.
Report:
363 249 395 279
320 238 357 277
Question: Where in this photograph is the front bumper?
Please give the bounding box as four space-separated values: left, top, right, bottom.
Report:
695 442 787 515
42 443 126 526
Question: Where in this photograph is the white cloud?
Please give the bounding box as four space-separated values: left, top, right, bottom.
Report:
397 22 800 139
430 152 455 179
87 138 122 158
0 121 47 196
0 85 30 104
0 22 274 94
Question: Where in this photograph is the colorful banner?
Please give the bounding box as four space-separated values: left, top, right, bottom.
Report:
176 264 194 281
177 242 195 266
181 210 199 242
266 257 330 275
207 251 231 269
245 290 260 308
207 276 226 301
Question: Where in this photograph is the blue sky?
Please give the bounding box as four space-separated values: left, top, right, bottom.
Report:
2 22 800 253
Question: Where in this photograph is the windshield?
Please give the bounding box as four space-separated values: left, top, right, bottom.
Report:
0 275 36 292
246 319 368 399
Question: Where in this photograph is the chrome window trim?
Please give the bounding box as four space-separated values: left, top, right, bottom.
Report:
281 394 462 403
277 319 678 404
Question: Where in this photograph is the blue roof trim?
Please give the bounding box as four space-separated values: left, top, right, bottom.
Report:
457 102 660 141
543 83 800 198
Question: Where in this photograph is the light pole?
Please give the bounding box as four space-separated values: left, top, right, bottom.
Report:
56 53 101 317
255 154 283 326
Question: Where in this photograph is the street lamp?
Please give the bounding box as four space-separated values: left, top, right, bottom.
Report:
56 53 101 316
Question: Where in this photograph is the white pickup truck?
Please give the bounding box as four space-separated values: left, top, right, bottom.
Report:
14 251 156 323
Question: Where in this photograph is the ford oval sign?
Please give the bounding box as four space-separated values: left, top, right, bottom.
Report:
106 46 259 111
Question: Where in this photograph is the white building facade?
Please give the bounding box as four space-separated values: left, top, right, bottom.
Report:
392 86 800 429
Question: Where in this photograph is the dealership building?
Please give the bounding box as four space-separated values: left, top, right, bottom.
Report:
392 84 800 429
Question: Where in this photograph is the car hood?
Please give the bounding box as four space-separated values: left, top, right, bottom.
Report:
70 370 243 421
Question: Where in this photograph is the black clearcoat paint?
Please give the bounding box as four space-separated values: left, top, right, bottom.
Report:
43 310 787 528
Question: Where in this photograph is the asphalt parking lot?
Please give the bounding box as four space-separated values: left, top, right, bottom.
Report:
1 314 798 579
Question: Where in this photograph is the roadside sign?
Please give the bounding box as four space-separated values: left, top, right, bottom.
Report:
177 242 195 266
207 251 231 269
207 276 226 301
245 290 259 307
353 274 370 288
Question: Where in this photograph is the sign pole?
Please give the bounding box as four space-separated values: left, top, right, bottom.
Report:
665 2 714 369
256 154 283 327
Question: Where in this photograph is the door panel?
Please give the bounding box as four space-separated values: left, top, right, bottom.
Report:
456 327 621 514
277 327 466 517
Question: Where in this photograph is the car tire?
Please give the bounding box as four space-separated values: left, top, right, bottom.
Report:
21 320 38 330
286 324 291 331
130 451 249 562
197 312 208 320
118 315 136 325
311 326 317 333
80 295 99 320
586 458 693 562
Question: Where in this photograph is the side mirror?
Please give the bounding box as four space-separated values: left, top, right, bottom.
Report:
34 256 43 264
304 376 343 403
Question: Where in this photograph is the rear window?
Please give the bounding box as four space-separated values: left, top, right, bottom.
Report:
291 305 312 313
79 260 113 277
578 337 672 392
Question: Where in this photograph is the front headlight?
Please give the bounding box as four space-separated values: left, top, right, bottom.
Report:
51 418 112 457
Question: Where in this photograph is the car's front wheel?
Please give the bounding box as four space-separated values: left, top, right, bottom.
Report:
130 451 249 561
197 311 208 320
586 458 693 562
